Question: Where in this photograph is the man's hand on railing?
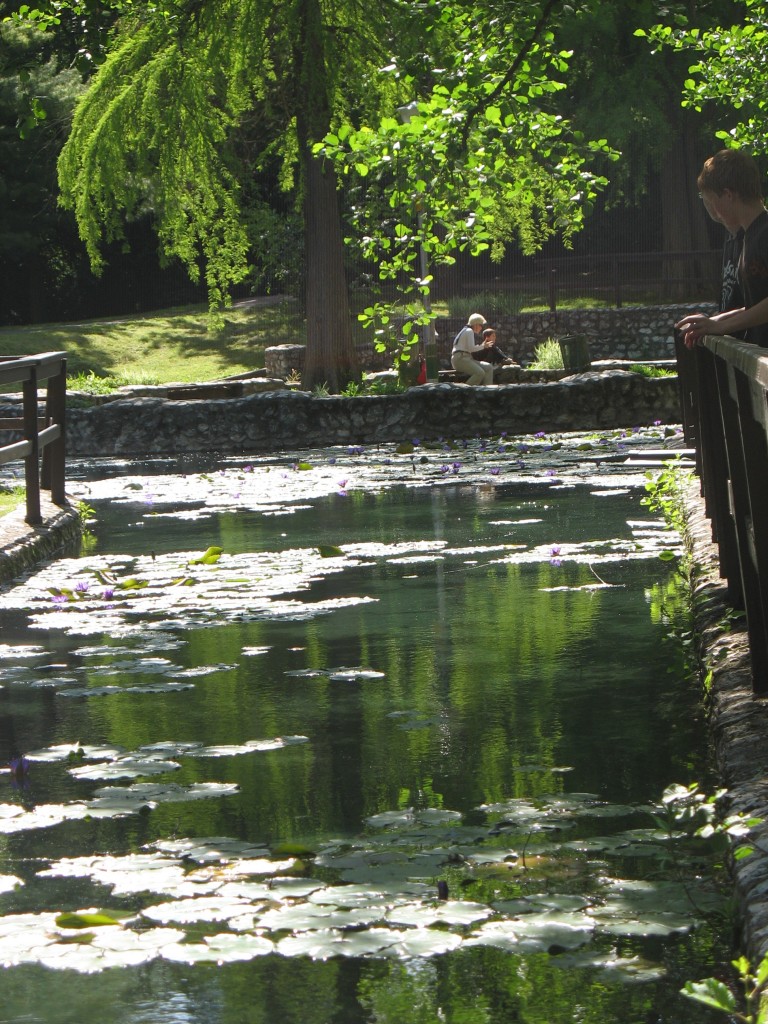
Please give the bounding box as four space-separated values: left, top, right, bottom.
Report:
675 312 721 349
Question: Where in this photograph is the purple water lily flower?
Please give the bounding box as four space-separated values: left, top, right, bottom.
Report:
74 581 89 594
489 467 501 476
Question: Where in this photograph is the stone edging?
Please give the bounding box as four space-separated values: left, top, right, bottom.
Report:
685 478 768 963
0 499 82 587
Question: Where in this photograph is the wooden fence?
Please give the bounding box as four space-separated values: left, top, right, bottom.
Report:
0 352 67 526
676 333 768 694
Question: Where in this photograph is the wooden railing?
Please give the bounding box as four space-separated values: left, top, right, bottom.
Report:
0 352 67 526
676 333 768 694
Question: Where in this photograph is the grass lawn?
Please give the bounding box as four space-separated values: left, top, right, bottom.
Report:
0 297 306 386
0 485 25 517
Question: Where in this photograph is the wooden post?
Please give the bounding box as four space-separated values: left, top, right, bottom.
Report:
22 369 41 526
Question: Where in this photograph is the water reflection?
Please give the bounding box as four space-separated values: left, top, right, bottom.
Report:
0 433 728 1022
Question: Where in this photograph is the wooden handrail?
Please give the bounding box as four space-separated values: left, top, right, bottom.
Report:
0 352 67 525
677 333 768 694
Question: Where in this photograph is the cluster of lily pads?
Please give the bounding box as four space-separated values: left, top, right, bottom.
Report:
0 788 725 974
0 426 699 981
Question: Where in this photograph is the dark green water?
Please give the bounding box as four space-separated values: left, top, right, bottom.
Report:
0 435 730 1023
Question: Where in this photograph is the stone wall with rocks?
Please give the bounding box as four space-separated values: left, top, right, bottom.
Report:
265 304 712 377
55 371 680 457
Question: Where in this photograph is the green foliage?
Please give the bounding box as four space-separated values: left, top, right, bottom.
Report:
628 363 676 378
640 460 694 535
640 0 768 153
528 337 564 369
683 950 768 1023
654 782 759 858
67 369 164 394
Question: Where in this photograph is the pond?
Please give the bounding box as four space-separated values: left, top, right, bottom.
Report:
0 427 731 1023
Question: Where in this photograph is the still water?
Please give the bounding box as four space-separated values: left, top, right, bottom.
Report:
0 430 729 1022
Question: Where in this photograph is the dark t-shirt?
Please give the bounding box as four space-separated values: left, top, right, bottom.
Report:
721 230 744 312
739 210 768 347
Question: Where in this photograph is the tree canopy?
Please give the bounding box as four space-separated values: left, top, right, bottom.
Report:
7 0 759 385
9 0 619 388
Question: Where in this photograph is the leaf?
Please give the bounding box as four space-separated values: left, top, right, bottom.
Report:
117 577 149 590
56 911 123 929
317 545 344 558
188 546 223 565
681 978 737 1013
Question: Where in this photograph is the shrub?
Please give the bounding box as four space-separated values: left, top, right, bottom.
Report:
528 337 564 370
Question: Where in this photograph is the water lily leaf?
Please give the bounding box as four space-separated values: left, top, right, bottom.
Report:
383 928 463 958
58 682 195 698
0 802 90 834
597 915 692 938
27 742 125 763
55 911 125 929
258 902 379 932
187 736 309 757
151 836 269 863
318 545 344 558
416 808 463 825
328 667 385 682
386 900 491 927
0 874 23 894
69 757 180 780
188 547 224 565
142 895 252 925
116 577 149 590
366 809 415 828
277 927 400 959
162 932 274 964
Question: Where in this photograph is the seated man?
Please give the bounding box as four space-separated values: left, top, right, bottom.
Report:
451 313 495 385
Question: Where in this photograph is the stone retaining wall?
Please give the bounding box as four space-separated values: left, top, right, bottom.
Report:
59 372 680 457
265 304 712 376
0 499 82 585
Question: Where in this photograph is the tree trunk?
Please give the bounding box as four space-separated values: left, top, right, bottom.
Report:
293 0 359 392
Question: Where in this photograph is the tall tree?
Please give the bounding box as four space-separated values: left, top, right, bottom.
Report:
13 0 616 388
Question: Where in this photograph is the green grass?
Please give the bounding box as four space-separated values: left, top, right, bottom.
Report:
0 297 306 386
0 484 25 517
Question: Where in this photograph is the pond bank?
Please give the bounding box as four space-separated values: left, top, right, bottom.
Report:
0 498 81 585
62 370 679 457
685 477 768 966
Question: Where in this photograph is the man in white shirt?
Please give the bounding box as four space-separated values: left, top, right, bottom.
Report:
451 313 495 385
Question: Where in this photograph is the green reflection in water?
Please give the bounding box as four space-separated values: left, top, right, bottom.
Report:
0 446 727 1023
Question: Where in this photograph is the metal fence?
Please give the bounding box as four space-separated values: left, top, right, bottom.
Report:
676 333 768 694
536 250 722 310
0 352 67 525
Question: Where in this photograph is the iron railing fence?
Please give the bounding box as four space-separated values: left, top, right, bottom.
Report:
676 333 768 694
534 250 722 311
0 352 67 525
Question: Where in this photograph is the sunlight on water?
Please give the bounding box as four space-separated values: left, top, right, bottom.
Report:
0 429 732 1023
